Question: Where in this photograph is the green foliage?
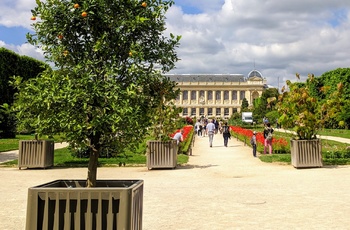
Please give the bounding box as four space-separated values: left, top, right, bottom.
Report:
278 73 345 140
0 48 47 137
312 68 350 129
149 75 182 141
241 98 249 111
252 88 279 124
14 0 180 186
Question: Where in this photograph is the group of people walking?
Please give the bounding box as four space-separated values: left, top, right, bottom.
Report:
176 117 274 157
194 119 231 148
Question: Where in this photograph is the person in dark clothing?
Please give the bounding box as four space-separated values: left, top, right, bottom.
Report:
222 122 231 147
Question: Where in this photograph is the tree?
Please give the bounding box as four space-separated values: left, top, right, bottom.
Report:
13 0 181 187
241 98 249 111
252 88 278 124
0 48 47 137
278 73 345 139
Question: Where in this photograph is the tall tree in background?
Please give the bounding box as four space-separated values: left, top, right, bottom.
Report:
13 0 181 187
0 48 47 137
252 88 279 123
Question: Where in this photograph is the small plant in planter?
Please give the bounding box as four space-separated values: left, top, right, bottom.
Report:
146 76 182 169
278 73 344 140
277 73 345 168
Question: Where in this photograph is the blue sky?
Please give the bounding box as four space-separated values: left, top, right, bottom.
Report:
1 0 350 88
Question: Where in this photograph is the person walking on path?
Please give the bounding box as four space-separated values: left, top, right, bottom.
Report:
222 122 231 147
206 120 216 147
263 123 274 154
251 131 257 157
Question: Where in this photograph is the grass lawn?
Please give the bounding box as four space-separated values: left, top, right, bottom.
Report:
1 147 189 167
0 134 65 152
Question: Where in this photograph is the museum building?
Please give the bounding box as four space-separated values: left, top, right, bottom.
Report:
166 70 267 119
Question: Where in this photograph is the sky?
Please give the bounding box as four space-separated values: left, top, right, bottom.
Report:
1 0 350 89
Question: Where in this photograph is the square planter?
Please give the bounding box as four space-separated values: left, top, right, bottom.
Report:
146 140 177 170
290 139 323 168
26 179 143 230
19 140 54 169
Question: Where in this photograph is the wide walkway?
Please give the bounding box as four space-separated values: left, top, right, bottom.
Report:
1 134 350 229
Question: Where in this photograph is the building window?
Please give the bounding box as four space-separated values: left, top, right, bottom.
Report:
183 108 188 116
200 108 204 115
208 91 213 100
200 90 205 98
208 108 213 116
183 91 188 100
191 91 196 100
216 91 221 100
216 108 221 115
232 90 237 100
240 91 246 100
232 108 238 113
224 108 229 116
224 91 229 100
191 108 196 116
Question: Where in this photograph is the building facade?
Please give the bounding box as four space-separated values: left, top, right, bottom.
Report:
167 70 267 119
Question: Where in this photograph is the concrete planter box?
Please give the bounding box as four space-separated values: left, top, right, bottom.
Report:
19 140 54 169
26 179 143 230
146 140 177 170
290 139 323 168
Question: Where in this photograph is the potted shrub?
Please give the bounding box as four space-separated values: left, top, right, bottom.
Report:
278 73 344 168
12 0 180 229
146 77 183 169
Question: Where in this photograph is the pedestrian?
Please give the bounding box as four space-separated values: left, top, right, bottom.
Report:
194 119 201 136
263 123 274 154
172 129 184 154
222 122 231 147
173 129 184 144
214 119 219 134
203 119 208 137
206 119 216 147
250 131 257 157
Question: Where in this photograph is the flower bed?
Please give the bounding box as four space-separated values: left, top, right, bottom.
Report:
230 126 289 154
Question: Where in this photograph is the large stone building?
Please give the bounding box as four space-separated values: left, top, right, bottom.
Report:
167 70 267 119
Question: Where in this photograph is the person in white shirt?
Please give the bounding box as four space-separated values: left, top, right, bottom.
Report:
173 129 184 145
206 120 216 147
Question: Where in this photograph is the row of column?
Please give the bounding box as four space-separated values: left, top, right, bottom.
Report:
178 90 246 105
181 107 239 118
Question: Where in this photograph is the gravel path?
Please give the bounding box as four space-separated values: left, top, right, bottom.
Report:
1 134 350 229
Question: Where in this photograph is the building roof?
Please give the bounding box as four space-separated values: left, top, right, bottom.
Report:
247 70 263 79
165 74 246 82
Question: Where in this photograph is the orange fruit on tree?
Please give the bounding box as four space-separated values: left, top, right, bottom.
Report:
63 50 69 56
58 34 63 40
31 16 36 20
74 3 80 8
141 2 147 7
129 52 133 57
81 11 88 17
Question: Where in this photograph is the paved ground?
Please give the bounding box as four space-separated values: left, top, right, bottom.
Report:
1 134 350 229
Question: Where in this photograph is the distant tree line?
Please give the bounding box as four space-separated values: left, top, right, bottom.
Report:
0 48 48 138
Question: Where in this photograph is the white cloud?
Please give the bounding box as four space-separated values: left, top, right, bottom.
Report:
1 0 350 90
0 40 45 62
166 0 350 88
0 0 36 29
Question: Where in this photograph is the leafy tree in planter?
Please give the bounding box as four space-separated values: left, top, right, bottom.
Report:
278 73 344 140
13 0 180 187
149 75 182 141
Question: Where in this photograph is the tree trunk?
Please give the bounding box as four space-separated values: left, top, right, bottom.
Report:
86 148 99 187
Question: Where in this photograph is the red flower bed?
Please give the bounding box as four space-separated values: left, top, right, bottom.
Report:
230 126 288 152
